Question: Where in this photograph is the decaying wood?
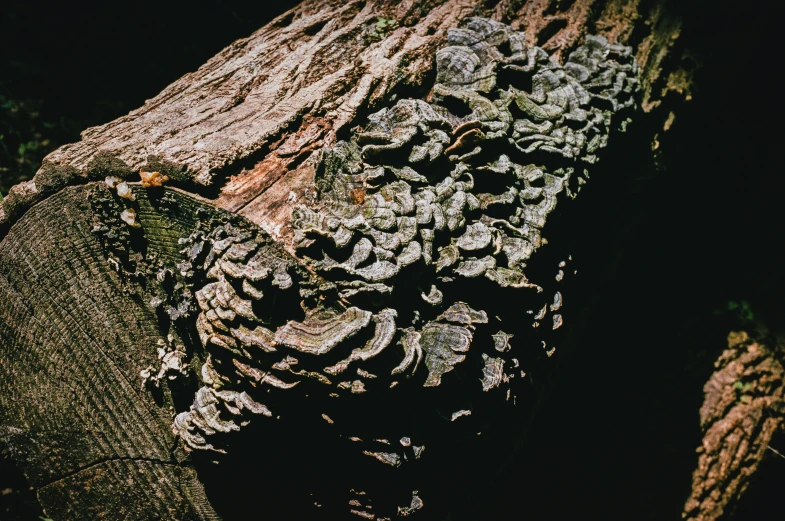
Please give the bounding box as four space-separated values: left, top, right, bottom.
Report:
682 330 785 521
0 0 686 245
0 186 219 520
0 1 690 519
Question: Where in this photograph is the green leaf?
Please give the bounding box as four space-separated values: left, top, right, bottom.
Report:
733 381 743 390
740 300 755 320
740 395 752 404
372 17 397 36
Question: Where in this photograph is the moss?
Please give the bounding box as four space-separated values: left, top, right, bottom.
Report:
367 16 399 41
34 162 82 199
85 152 133 181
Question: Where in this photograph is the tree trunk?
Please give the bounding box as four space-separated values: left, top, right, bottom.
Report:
0 1 689 519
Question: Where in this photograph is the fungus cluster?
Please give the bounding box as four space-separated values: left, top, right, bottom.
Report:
169 18 639 460
293 17 638 294
101 17 644 518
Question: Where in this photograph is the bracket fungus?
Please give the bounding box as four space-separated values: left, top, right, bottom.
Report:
85 15 642 518
168 16 637 461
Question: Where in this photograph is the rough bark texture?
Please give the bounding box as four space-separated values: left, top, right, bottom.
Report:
0 0 685 246
0 1 690 519
682 330 785 521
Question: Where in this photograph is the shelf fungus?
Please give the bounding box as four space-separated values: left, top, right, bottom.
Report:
451 409 472 421
492 331 513 352
363 450 402 468
172 387 272 453
293 17 637 288
171 14 636 448
421 322 473 387
398 493 425 517
140 338 188 389
276 307 372 355
480 353 505 392
130 15 642 517
324 309 398 375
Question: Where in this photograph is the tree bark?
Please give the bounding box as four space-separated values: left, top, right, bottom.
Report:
0 1 688 519
682 329 785 521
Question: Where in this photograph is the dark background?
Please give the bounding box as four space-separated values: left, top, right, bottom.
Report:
2 1 785 520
